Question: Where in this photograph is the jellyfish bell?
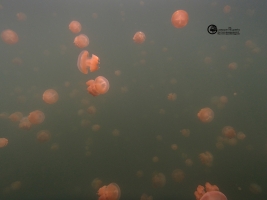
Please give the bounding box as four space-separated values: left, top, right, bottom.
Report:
197 107 214 123
69 20 82 33
74 34 89 48
97 183 121 200
94 76 110 94
133 31 146 44
200 191 227 200
171 10 189 28
77 51 100 74
43 89 59 104
1 29 19 44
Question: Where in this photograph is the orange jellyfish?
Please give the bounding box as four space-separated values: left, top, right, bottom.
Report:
9 112 23 122
222 126 236 139
1 29 19 44
74 34 89 48
172 169 185 183
228 62 238 70
77 50 99 74
194 182 223 200
92 178 103 190
16 12 27 21
200 191 227 200
197 107 214 123
0 138 8 148
94 76 110 94
97 183 121 200
69 20 82 33
171 10 189 28
37 130 51 143
86 76 110 96
152 172 166 188
133 31 146 44
19 117 32 130
199 151 213 167
43 89 59 104
28 110 45 124
87 106 97 114
223 5 231 14
167 93 177 101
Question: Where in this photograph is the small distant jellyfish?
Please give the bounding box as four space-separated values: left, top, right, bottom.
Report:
91 178 103 190
77 50 100 74
152 172 166 188
37 130 51 143
74 34 89 48
114 70 121 76
249 183 262 194
199 151 213 167
69 20 82 33
19 117 32 130
87 106 96 114
185 158 193 167
228 62 238 70
222 126 236 139
92 124 100 131
197 107 214 123
0 138 8 148
1 29 19 44
97 183 121 200
133 31 146 44
172 169 185 183
43 89 59 104
181 129 190 137
223 5 231 14
16 12 27 21
9 112 23 122
171 10 189 28
167 93 177 101
28 110 45 124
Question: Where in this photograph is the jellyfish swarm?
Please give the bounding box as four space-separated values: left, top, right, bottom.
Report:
133 31 146 44
86 76 109 96
77 50 100 74
171 10 189 28
1 29 19 44
97 183 121 200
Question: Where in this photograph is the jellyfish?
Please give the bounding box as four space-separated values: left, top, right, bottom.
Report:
95 76 110 94
28 110 45 125
43 89 59 104
97 183 121 200
152 172 166 188
223 5 231 14
37 130 51 143
69 21 82 33
1 29 18 44
199 151 213 167
74 34 89 48
171 10 189 28
86 76 109 96
9 112 23 122
200 191 227 200
172 169 185 183
77 50 100 74
16 12 27 21
0 138 8 148
194 182 226 200
19 117 32 130
167 93 177 101
222 126 236 139
197 107 214 123
133 31 146 44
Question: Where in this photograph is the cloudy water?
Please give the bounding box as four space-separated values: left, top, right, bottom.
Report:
0 0 266 200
